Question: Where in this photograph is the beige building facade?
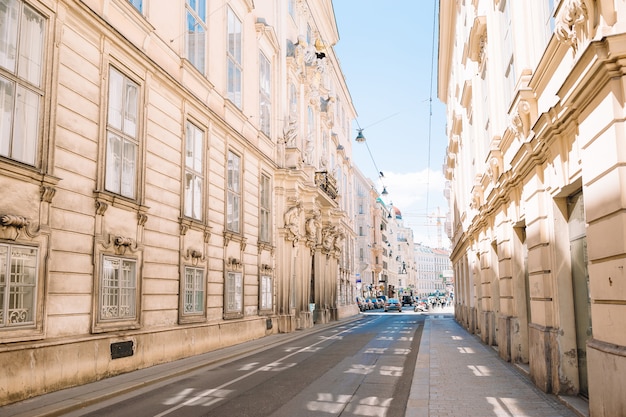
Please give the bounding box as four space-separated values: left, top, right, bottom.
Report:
0 0 362 405
439 0 626 415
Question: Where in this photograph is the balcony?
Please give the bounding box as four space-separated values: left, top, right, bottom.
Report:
315 171 338 200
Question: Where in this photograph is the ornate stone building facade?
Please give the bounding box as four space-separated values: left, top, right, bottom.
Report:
0 0 360 405
439 1 626 415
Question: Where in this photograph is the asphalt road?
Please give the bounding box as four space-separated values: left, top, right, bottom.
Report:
65 312 425 417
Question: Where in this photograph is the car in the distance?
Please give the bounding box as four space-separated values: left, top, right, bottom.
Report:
384 298 402 312
401 295 414 307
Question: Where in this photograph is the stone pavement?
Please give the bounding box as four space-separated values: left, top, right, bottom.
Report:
406 307 588 417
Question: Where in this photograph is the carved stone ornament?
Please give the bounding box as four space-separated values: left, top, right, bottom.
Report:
226 257 243 271
555 0 588 55
260 263 273 275
107 234 137 255
321 224 336 254
509 100 531 140
0 214 40 240
40 185 56 203
305 209 321 251
185 248 205 265
284 201 302 245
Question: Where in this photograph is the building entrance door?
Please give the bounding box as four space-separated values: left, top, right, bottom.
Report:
568 192 591 398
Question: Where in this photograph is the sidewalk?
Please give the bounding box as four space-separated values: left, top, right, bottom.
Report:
406 307 588 417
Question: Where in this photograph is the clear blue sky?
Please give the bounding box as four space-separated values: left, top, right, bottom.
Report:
333 1 450 248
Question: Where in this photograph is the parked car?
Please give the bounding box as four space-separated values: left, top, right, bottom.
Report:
356 297 367 312
384 298 402 312
377 297 387 308
366 298 378 309
401 295 414 306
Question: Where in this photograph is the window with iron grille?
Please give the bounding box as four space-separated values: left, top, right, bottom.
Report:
0 244 37 328
184 266 204 314
100 256 136 321
226 271 242 313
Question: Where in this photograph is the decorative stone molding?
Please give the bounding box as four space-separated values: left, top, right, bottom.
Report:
40 185 56 203
255 18 279 51
260 263 273 275
106 234 137 255
257 241 275 255
137 212 148 226
555 0 589 55
509 99 531 140
226 256 243 271
470 176 484 210
0 214 39 240
184 248 205 265
468 15 487 68
95 200 108 216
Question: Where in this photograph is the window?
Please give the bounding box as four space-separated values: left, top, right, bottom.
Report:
129 0 142 12
183 266 204 314
259 174 271 242
287 0 295 19
227 151 241 233
226 271 242 313
184 121 203 220
185 0 206 73
0 244 37 328
99 256 136 321
0 0 45 166
105 67 139 198
227 7 242 107
260 275 272 310
259 52 271 136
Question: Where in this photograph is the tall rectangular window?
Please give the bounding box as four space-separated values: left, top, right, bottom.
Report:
227 7 242 107
260 275 272 310
226 271 242 313
106 67 139 198
186 0 206 73
501 0 515 110
184 121 203 220
259 174 271 242
287 0 295 19
0 0 45 166
0 244 37 328
100 256 136 321
259 52 271 136
227 151 241 233
184 266 204 314
129 0 142 12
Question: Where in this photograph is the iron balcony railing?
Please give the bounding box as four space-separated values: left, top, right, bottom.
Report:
315 171 338 200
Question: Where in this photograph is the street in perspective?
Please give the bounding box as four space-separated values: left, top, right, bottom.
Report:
3 305 582 417
5 0 626 415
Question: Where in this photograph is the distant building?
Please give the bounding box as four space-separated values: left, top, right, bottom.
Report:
414 244 452 298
